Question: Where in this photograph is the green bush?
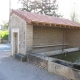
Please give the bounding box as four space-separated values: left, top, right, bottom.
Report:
0 30 9 40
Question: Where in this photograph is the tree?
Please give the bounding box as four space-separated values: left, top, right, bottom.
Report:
2 21 8 30
70 3 80 23
3 23 8 29
19 0 62 17
71 10 79 23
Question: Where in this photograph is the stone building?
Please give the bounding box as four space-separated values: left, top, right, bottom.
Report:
9 9 80 56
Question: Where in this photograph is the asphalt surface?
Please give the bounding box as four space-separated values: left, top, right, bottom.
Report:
0 44 10 51
0 44 69 80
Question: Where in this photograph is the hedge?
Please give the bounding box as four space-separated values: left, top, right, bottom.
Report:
0 30 9 40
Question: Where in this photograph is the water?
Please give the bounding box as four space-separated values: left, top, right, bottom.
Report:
51 51 80 64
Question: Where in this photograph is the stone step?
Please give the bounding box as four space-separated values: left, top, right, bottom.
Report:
14 53 27 62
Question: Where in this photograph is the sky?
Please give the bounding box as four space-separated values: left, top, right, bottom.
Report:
0 0 80 25
0 0 21 24
57 0 80 20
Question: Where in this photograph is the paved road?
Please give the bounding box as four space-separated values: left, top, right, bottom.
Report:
0 44 69 80
0 44 10 51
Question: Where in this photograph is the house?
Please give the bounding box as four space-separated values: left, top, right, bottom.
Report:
9 9 80 56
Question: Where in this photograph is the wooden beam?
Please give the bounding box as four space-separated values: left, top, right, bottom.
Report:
43 23 45 25
59 25 61 27
54 24 56 26
31 21 38 25
49 23 52 26
32 21 80 29
57 24 62 28
65 25 70 28
44 23 51 26
72 26 74 28
73 26 77 29
59 24 66 28
77 27 80 29
50 24 55 27
38 22 44 25
67 26 70 28
64 25 66 28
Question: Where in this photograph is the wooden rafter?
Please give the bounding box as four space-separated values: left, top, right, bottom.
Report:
31 21 80 29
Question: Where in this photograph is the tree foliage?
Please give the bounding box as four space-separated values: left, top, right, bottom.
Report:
0 30 9 40
2 21 9 30
3 23 8 29
71 11 79 23
19 0 62 17
70 3 80 23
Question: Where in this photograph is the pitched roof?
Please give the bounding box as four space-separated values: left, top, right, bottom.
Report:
10 9 80 28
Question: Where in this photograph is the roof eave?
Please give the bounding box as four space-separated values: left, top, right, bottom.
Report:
31 21 80 29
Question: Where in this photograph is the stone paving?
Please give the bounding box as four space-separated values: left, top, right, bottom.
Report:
0 44 69 80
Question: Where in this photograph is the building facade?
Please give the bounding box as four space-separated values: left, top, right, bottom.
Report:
9 10 80 56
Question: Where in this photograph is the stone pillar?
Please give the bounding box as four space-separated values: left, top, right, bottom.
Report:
26 24 33 53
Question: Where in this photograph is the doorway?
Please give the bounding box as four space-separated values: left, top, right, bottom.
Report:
11 29 19 56
14 32 18 53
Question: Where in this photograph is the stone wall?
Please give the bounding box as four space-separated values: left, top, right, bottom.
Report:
9 14 27 55
9 13 80 55
27 53 48 70
33 26 67 53
26 24 33 52
48 60 80 80
1 40 8 44
33 26 65 45
33 26 80 53
27 53 80 80
66 29 80 48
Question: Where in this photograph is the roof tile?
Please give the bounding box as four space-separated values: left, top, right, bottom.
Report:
10 9 80 28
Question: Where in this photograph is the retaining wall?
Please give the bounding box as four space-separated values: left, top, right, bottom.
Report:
27 53 80 80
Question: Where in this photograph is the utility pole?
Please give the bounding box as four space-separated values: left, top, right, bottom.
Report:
9 0 11 17
8 0 11 43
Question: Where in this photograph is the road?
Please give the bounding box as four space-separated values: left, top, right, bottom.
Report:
0 44 69 80
0 44 10 51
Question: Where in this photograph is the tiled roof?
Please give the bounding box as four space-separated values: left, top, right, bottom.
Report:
10 9 80 28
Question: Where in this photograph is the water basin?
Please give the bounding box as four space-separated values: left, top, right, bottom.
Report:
51 51 80 64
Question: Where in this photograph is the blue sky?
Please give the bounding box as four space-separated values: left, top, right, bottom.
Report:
0 0 80 24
